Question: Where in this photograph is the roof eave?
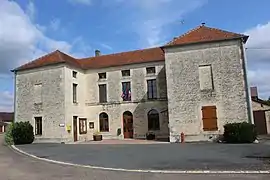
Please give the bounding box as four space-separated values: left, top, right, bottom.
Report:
11 62 66 73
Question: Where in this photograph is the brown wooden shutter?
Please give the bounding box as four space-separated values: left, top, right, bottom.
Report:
201 106 218 131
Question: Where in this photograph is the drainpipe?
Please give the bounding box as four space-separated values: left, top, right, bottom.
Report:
241 42 254 124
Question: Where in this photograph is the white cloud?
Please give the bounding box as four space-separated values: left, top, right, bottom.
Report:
49 18 61 31
100 43 113 51
26 0 35 20
0 0 90 111
68 0 92 5
0 91 13 112
244 22 270 99
113 0 207 47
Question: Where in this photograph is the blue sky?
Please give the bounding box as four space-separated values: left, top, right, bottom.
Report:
0 0 270 111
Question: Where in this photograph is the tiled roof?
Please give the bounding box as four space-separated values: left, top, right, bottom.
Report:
13 25 248 72
80 47 164 69
0 112 14 123
165 25 248 47
13 50 82 71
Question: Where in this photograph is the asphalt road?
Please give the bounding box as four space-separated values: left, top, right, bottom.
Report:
0 135 269 180
17 142 270 171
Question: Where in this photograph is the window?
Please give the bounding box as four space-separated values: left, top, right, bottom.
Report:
121 70 130 77
73 83 77 103
34 84 42 104
201 106 218 131
72 71 77 78
35 117 42 135
147 79 157 99
148 109 160 130
89 122 94 129
99 84 107 103
79 118 87 134
199 65 213 90
99 112 109 132
146 67 155 74
121 82 131 101
98 73 106 80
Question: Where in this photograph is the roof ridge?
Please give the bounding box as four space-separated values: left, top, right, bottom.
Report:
55 50 65 62
205 26 246 36
79 46 161 60
166 25 202 45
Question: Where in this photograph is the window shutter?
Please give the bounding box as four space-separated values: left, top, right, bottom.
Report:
202 106 218 131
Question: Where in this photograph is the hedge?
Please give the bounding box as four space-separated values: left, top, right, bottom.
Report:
5 121 35 145
223 122 257 143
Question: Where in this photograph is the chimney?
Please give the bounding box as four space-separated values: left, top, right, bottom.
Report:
250 86 258 99
201 22 206 26
95 50 101 57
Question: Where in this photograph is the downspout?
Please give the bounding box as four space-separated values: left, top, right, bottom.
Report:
240 42 253 124
13 71 17 123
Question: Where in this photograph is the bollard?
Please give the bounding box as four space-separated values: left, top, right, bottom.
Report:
180 132 185 143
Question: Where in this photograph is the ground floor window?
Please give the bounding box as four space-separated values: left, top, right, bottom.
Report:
148 109 160 130
35 117 42 135
79 118 87 134
99 112 109 132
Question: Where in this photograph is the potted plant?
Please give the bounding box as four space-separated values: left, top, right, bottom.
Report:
93 131 102 141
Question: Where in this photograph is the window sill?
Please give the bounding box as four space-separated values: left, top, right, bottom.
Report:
79 132 87 135
73 102 79 105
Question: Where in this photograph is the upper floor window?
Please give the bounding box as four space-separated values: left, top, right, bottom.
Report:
121 82 131 101
147 79 157 99
146 67 156 74
72 71 77 78
99 84 107 103
98 73 106 80
73 83 77 103
34 83 42 104
198 65 213 91
121 70 130 77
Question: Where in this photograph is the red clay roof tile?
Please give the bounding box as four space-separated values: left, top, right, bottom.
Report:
166 25 248 47
79 47 164 69
13 25 248 72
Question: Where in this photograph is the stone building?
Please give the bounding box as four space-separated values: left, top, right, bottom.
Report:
12 24 252 143
250 87 270 135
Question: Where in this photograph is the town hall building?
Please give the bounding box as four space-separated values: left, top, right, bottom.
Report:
12 24 252 143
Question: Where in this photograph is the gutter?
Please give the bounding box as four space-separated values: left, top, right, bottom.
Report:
240 42 253 124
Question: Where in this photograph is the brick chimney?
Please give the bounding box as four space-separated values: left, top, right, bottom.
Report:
250 86 258 100
95 50 101 57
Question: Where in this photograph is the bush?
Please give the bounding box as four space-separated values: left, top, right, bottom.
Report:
223 122 257 143
12 121 34 145
4 123 14 145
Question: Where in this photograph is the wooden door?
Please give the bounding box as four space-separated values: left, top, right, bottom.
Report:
73 117 78 142
123 112 133 139
253 110 267 135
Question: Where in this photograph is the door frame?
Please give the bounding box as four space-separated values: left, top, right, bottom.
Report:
73 116 78 142
253 110 267 135
123 111 134 139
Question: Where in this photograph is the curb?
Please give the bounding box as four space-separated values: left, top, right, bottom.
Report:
11 145 270 174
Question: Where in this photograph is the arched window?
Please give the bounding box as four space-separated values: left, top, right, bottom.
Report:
99 112 109 132
148 109 160 131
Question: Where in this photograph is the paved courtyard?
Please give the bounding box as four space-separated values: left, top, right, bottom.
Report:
17 141 270 171
0 135 269 180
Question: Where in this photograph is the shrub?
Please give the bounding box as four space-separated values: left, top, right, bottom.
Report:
4 123 14 145
223 122 257 143
12 121 34 145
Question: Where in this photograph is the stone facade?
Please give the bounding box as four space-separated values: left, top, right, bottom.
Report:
164 40 250 142
252 100 270 134
14 34 251 143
